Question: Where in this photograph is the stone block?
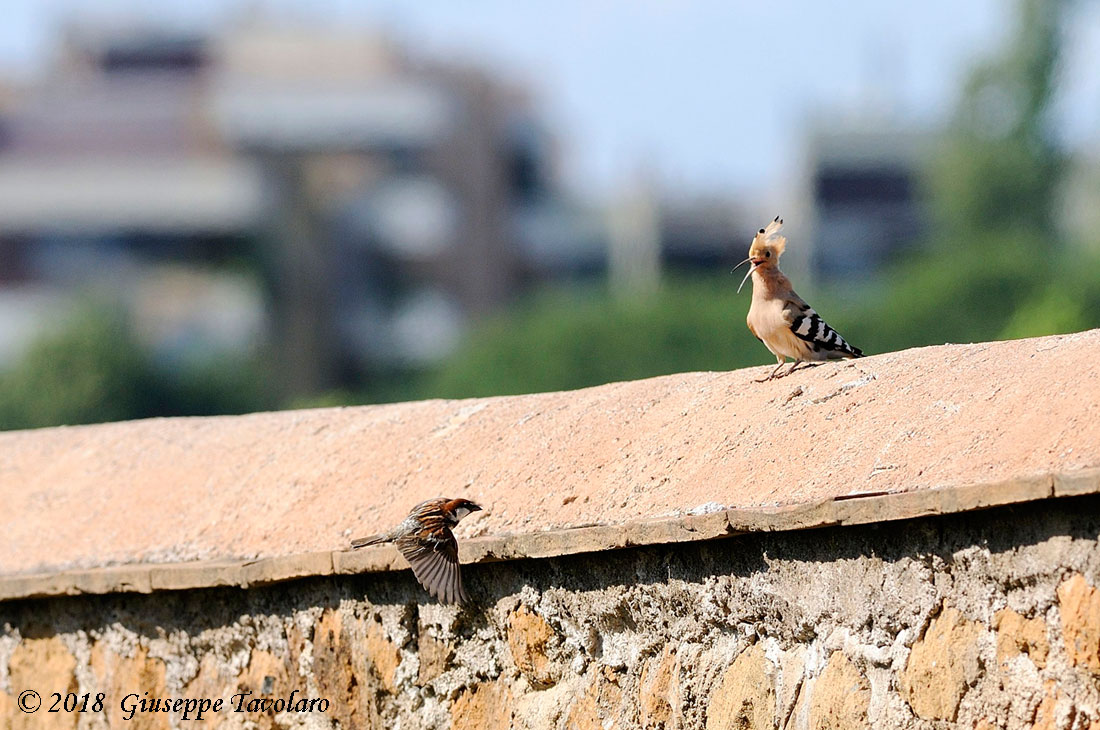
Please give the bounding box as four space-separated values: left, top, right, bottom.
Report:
705 644 775 730
508 605 559 688
807 652 870 730
230 648 301 730
417 632 454 686
8 636 78 730
565 666 624 730
1030 680 1069 730
1056 573 1100 674
183 655 226 729
312 608 380 729
898 608 983 722
364 620 402 693
639 646 679 729
90 644 168 730
452 682 513 730
993 608 1049 669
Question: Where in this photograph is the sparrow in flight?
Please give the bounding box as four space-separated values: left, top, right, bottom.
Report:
351 497 482 604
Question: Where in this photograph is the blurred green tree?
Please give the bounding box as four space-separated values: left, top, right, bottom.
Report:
931 0 1065 239
0 306 156 430
419 0 1092 400
0 303 276 431
424 278 764 398
163 353 276 417
852 0 1084 349
1000 248 1100 339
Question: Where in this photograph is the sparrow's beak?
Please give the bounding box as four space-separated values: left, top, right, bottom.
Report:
471 504 483 512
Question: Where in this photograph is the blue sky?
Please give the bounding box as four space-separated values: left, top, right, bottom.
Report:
1 1 1096 198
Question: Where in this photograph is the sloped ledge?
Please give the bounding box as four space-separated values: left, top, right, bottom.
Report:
1 468 1095 602
2 329 1098 595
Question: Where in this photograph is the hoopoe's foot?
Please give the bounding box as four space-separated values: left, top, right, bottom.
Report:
779 361 823 379
755 361 787 382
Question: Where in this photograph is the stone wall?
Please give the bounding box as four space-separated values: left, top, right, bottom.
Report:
2 494 1099 730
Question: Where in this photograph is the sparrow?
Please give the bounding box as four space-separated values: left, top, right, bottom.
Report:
735 216 863 380
351 497 483 604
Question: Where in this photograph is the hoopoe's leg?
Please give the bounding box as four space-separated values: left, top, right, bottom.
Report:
784 360 804 377
756 356 786 382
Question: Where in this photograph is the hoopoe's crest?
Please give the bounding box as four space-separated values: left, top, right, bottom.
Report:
737 216 863 381
750 216 786 261
737 216 786 292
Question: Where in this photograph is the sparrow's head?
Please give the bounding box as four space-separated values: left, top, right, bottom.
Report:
444 498 483 521
735 216 786 293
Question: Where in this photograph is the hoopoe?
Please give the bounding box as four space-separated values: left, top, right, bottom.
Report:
736 217 863 380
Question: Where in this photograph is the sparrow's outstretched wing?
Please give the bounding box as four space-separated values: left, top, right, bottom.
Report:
397 527 467 604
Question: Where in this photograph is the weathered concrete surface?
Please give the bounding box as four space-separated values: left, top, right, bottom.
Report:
1 330 1098 577
4 469 1097 603
2 496 1099 730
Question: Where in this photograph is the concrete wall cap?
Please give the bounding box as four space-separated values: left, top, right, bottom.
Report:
0 329 1097 601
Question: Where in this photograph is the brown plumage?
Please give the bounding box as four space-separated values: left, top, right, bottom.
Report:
351 497 482 604
736 217 863 380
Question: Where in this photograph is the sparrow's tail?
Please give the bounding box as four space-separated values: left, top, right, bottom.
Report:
350 534 388 549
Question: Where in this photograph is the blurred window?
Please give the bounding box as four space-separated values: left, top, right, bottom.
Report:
815 166 913 206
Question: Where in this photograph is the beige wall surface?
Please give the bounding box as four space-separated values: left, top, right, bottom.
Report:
1 329 1098 577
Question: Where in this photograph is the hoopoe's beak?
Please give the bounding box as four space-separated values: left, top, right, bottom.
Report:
734 257 757 294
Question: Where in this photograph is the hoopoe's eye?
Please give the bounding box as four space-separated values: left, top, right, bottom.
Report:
765 251 771 257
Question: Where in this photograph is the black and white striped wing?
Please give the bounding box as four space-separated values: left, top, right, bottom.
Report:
397 531 467 604
785 298 863 359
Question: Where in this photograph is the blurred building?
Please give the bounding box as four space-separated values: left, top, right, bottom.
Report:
0 22 561 397
658 196 753 271
798 124 931 282
0 21 758 399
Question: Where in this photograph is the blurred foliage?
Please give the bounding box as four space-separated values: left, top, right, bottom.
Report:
424 279 757 399
871 0 1083 350
999 247 1100 340
0 304 274 430
931 0 1064 239
0 0 1096 429
0 306 155 429
162 352 276 417
412 0 1096 400
842 233 1045 352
